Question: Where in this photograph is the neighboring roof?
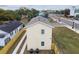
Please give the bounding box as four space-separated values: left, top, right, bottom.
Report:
0 20 22 33
26 16 53 28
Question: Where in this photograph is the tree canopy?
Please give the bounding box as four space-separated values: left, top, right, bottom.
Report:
64 9 70 17
0 7 39 21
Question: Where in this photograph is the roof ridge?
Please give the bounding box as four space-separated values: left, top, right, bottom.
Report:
0 20 22 33
26 16 53 28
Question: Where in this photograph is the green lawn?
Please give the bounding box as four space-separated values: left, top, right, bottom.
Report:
53 27 79 54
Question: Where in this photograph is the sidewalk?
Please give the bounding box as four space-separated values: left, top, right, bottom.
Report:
63 23 79 34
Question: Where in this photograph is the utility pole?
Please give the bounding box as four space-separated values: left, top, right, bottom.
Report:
72 6 75 16
72 6 75 29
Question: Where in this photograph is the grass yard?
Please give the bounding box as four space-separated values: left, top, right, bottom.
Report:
52 27 79 54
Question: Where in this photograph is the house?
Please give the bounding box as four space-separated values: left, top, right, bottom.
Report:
0 20 24 47
70 7 75 16
26 16 54 51
70 6 79 17
74 9 79 17
21 15 29 24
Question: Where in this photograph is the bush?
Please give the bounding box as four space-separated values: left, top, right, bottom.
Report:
35 48 39 54
29 49 34 54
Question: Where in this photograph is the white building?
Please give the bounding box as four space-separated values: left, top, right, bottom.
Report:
26 16 54 51
70 6 79 17
0 21 24 47
70 6 75 16
74 9 79 17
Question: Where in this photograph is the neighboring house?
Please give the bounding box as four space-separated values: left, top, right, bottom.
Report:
26 16 54 51
0 20 23 47
21 15 29 25
70 6 79 17
70 8 75 16
74 9 79 17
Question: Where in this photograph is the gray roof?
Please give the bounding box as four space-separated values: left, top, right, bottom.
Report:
0 34 5 38
26 16 53 28
0 20 22 33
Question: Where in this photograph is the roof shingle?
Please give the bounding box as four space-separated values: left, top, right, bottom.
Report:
26 16 53 28
0 20 22 33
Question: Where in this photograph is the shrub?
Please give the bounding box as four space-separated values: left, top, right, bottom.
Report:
35 48 39 54
29 49 34 54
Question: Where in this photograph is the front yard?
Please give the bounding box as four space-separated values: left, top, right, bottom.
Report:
52 27 79 54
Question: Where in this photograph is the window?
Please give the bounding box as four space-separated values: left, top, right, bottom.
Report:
10 32 13 36
23 24 25 27
19 28 22 31
41 29 45 34
41 41 44 46
5 37 10 45
15 29 17 33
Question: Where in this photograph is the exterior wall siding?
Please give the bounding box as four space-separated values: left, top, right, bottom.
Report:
0 34 10 46
0 38 5 46
0 24 23 47
27 23 52 50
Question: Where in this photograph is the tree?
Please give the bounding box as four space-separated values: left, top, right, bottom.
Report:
60 10 64 14
54 10 60 14
0 9 15 21
31 8 39 17
26 8 39 21
64 9 70 17
15 7 39 21
0 7 39 21
17 7 28 15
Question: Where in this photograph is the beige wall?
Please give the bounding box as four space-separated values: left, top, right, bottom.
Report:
26 23 52 50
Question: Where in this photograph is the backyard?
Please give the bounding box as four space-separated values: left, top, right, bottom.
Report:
52 27 79 54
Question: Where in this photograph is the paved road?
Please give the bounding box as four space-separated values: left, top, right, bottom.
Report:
49 14 79 30
59 18 79 30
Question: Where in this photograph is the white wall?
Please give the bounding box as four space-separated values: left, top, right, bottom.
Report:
0 30 10 46
10 24 23 39
18 24 23 31
9 30 16 39
0 24 23 47
26 23 52 50
70 7 75 16
0 38 5 46
0 30 8 34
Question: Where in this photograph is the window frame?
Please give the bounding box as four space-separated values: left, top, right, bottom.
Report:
10 32 13 36
41 41 45 46
41 29 45 34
